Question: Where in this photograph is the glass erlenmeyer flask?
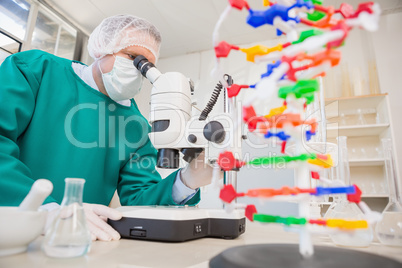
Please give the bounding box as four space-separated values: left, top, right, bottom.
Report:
324 136 373 247
375 138 402 246
43 178 91 258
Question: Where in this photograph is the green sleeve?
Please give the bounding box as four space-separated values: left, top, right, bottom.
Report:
117 137 200 206
0 54 57 206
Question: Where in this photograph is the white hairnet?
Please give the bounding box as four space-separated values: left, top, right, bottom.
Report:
87 15 161 60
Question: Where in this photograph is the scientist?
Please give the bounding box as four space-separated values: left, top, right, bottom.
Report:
0 15 214 241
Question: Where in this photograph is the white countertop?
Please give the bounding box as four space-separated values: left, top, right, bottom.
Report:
0 223 401 268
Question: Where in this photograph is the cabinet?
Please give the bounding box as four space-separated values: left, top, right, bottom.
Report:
324 93 397 212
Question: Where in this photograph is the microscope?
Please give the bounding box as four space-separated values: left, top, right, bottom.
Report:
108 56 246 242
133 55 232 169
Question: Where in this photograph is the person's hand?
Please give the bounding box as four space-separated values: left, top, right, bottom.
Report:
83 203 122 241
180 151 222 189
43 203 122 241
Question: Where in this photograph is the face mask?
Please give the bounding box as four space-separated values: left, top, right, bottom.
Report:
99 55 144 102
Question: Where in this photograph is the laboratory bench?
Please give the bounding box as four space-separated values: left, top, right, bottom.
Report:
0 223 401 268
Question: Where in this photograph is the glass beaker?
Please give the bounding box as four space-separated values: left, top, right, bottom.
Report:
324 136 373 247
43 178 91 258
375 139 402 247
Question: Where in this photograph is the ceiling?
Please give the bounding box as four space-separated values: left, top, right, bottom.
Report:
44 0 402 59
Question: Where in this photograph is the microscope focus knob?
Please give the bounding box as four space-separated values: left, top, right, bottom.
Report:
203 121 225 144
188 134 197 144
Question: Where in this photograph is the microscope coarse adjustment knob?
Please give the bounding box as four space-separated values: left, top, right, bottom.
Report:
203 121 225 144
188 134 197 143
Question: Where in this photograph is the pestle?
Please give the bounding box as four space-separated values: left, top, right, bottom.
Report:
19 179 53 211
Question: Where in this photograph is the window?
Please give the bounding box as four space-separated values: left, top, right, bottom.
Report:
0 0 29 63
0 0 80 64
0 0 30 40
31 7 77 59
56 26 76 59
0 32 22 63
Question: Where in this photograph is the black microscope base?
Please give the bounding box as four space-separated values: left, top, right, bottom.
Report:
109 216 246 242
108 206 246 242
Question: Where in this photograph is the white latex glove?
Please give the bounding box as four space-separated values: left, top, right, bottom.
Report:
180 151 222 190
42 203 122 241
42 202 61 234
83 203 122 241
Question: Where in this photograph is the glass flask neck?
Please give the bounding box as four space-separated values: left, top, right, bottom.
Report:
382 139 401 203
61 178 85 206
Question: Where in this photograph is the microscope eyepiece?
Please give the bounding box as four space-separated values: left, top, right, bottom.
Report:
133 55 156 77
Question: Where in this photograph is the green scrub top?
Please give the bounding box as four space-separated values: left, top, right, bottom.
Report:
0 50 200 206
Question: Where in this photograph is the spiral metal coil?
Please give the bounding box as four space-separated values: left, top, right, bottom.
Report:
199 82 223 120
199 74 233 121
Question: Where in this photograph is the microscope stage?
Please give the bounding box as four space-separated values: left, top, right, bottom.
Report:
108 206 246 242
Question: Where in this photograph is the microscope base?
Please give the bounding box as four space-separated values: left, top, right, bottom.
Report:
108 206 246 242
